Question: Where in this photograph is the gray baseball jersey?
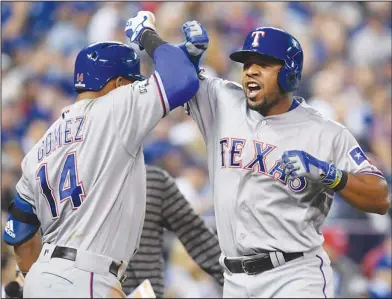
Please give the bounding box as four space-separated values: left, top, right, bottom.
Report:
16 73 170 263
186 76 384 258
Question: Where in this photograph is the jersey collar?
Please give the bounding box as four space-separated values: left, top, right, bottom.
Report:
247 96 305 123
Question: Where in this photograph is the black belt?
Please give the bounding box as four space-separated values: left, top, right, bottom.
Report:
51 246 122 278
224 252 303 275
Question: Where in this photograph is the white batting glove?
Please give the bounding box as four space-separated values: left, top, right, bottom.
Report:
125 11 156 50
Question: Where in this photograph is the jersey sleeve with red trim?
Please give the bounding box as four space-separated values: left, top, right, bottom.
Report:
112 73 169 156
333 128 385 179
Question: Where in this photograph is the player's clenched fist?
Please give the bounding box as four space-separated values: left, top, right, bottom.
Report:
179 20 209 73
125 11 156 50
281 150 347 192
182 21 209 55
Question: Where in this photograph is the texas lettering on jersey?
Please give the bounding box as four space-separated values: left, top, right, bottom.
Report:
219 137 307 192
37 116 87 162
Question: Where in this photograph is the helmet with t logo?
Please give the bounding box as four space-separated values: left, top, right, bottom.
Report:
230 27 303 92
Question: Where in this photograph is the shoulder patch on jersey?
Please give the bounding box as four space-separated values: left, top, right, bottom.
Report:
348 146 368 166
136 78 149 94
139 83 148 94
198 73 207 80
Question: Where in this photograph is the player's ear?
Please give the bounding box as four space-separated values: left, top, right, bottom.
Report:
115 77 123 88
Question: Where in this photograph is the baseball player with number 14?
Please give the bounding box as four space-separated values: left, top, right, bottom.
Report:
178 21 390 298
2 11 199 298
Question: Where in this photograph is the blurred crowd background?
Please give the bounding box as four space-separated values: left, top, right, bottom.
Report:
1 1 391 298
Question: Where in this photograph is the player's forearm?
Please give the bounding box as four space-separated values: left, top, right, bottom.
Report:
336 173 390 215
14 230 42 273
170 212 224 284
161 185 224 285
179 223 224 284
282 151 390 215
140 30 199 110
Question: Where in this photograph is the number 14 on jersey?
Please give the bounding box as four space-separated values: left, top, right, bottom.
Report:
36 152 85 219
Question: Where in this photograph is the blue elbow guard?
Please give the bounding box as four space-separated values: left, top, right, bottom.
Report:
3 193 40 246
153 44 199 110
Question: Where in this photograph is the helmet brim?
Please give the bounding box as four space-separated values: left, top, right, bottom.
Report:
230 50 284 65
74 74 147 92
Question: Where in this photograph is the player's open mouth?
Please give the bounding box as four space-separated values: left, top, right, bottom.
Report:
246 81 262 99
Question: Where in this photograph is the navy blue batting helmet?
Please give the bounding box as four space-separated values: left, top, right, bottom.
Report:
74 41 146 92
230 27 303 92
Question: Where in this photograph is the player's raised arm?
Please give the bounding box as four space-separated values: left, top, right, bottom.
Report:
110 11 201 155
125 11 199 111
177 20 242 143
178 20 209 75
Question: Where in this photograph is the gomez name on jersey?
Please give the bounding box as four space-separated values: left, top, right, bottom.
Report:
37 116 87 162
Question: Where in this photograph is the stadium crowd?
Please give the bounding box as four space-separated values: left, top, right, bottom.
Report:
2 2 391 298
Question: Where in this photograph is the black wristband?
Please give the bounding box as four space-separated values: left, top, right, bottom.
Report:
332 170 348 192
140 30 167 57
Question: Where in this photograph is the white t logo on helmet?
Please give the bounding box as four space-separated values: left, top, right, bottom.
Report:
251 31 265 48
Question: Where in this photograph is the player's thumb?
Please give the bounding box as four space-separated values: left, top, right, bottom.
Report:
185 41 204 57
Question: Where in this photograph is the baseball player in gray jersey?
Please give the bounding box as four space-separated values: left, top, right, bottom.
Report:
178 21 390 298
123 165 223 297
2 11 200 298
